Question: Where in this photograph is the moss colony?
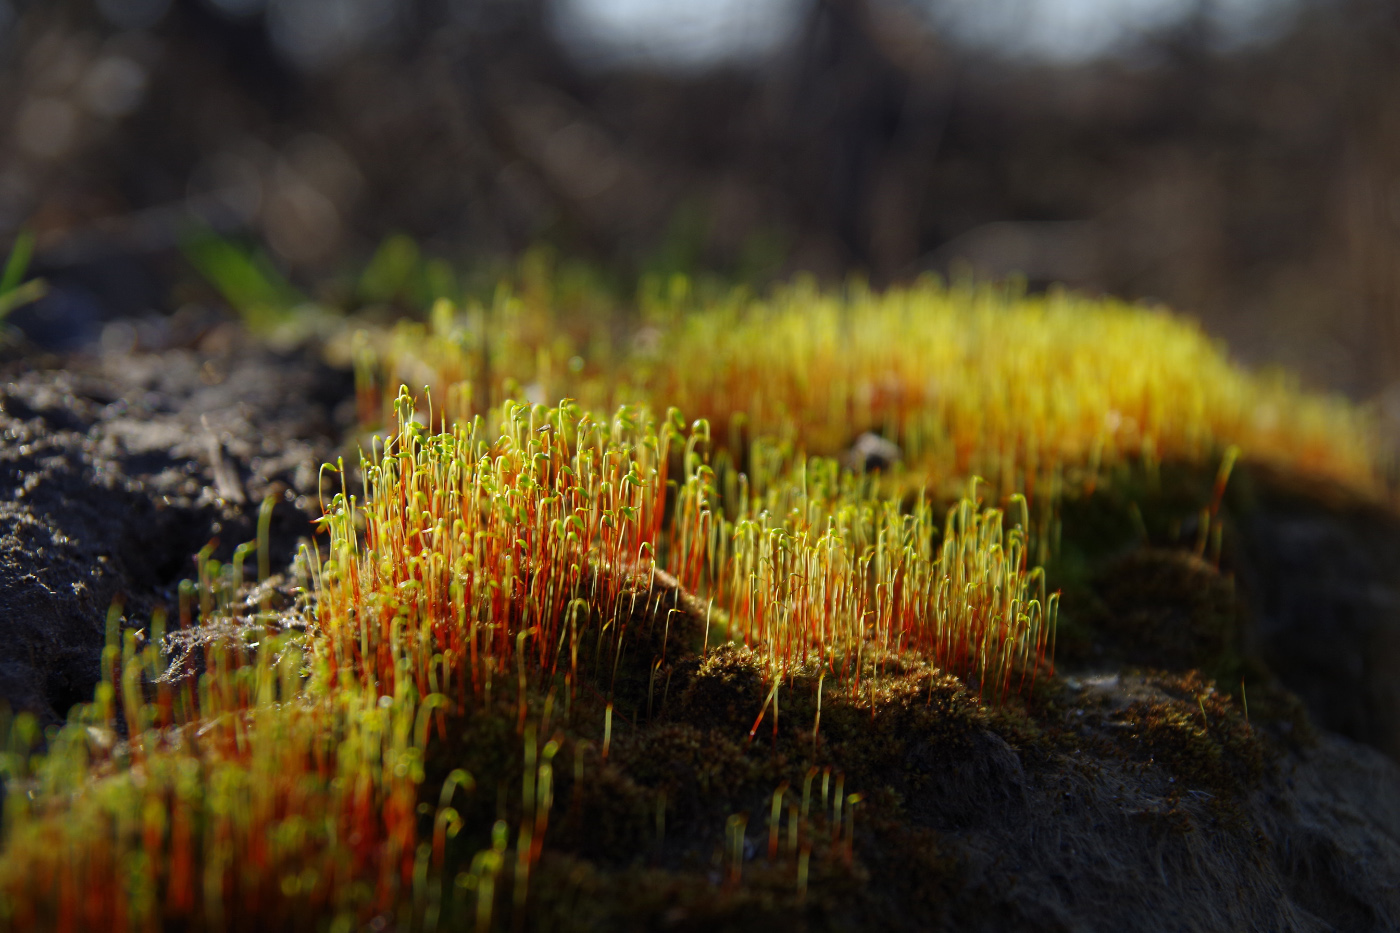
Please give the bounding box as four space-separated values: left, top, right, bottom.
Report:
1 275 1397 931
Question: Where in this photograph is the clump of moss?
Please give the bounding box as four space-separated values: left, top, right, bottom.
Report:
1102 671 1270 798
1094 549 1240 672
565 567 711 722
670 646 772 734
500 642 1009 931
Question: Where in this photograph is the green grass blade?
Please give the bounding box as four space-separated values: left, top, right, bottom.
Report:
0 230 35 296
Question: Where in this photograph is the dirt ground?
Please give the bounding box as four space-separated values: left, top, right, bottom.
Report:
0 335 350 723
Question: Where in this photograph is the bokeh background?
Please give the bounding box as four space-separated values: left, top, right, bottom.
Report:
3 0 1400 406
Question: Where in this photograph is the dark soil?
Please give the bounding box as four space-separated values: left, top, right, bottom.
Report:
0 337 352 723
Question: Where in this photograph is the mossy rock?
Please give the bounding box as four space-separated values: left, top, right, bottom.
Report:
407 558 1400 933
1093 548 1239 671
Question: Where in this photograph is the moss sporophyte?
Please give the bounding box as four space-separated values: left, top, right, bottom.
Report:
0 273 1387 930
352 276 1384 506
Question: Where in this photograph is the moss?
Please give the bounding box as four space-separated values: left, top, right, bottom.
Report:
566 567 711 719
1093 548 1240 671
413 616 1061 930
1042 458 1324 749
6 270 1396 931
1046 461 1225 670
1103 671 1271 798
525 848 870 933
672 646 772 736
510 649 992 932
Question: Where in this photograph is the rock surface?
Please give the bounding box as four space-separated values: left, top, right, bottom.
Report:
1235 482 1400 760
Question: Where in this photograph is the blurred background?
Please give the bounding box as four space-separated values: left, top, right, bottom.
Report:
2 0 1400 405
